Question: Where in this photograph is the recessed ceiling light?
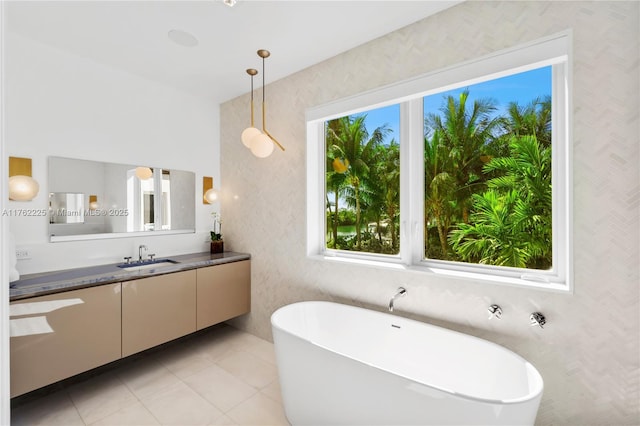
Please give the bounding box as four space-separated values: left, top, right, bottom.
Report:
223 0 237 7
167 29 199 48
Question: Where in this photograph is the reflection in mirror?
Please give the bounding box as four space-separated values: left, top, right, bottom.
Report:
126 168 173 231
49 193 84 224
48 157 196 242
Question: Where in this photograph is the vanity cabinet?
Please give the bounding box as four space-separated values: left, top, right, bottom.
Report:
122 270 197 357
9 283 121 397
196 260 251 330
10 256 250 397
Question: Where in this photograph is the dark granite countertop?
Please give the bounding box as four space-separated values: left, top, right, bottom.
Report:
10 251 251 301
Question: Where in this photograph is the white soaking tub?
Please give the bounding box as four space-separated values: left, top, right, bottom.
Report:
271 301 543 426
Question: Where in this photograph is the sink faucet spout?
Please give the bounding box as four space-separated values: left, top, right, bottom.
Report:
138 245 148 262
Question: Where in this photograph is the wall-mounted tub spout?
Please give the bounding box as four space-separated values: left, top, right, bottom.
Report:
389 287 407 312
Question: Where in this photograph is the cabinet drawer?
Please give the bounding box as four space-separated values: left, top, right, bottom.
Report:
196 260 250 330
122 270 196 357
10 283 122 397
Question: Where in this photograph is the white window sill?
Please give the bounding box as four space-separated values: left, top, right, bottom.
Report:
308 254 571 294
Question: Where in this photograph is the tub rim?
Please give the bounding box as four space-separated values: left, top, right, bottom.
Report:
271 300 544 406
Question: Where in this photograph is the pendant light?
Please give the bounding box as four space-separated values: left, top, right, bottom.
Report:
246 49 285 158
135 166 153 180
241 68 261 148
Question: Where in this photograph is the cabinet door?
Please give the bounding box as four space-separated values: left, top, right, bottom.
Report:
196 260 251 330
10 283 122 397
122 270 196 357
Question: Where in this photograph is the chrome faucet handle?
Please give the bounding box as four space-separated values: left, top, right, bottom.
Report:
148 253 155 261
530 312 546 329
123 256 132 264
488 304 502 320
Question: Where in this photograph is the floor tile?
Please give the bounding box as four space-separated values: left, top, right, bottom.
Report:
117 358 181 400
140 380 224 425
198 332 238 362
217 350 278 389
153 343 216 379
67 373 138 425
11 390 84 426
261 379 284 404
239 337 278 366
89 401 160 426
209 414 238 425
183 364 258 412
226 392 290 426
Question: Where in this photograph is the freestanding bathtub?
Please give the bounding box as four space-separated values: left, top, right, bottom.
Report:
271 301 543 425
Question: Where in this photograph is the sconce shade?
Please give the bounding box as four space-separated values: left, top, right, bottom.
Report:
89 195 99 210
204 188 219 203
203 176 219 204
250 133 275 158
9 156 39 201
135 166 153 180
9 175 39 201
241 126 262 148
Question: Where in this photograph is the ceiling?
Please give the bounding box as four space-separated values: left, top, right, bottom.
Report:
5 1 461 104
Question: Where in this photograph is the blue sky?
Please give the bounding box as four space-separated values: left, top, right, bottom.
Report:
359 66 551 143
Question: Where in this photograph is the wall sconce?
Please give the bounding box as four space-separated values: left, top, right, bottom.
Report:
9 156 40 201
89 195 99 210
241 49 285 158
203 176 219 204
135 166 153 180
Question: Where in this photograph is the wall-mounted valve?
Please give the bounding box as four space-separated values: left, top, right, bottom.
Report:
530 312 546 329
487 304 502 320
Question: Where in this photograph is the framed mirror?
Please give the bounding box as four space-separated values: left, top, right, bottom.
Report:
48 157 196 242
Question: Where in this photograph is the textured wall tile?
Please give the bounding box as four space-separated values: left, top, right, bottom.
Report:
222 2 639 424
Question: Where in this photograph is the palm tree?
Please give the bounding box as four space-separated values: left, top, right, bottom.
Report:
370 140 400 253
326 115 390 249
449 135 552 269
325 122 349 248
500 96 552 148
424 90 501 258
424 130 456 258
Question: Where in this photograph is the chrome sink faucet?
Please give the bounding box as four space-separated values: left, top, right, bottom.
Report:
389 287 407 312
138 245 147 262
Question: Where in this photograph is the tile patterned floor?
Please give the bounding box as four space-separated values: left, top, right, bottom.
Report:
10 324 291 426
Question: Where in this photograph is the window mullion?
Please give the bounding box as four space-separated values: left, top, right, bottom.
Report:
402 99 424 265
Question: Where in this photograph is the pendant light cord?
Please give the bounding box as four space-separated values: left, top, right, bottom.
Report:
250 73 254 126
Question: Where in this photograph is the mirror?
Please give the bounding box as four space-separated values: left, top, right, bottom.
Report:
48 157 196 242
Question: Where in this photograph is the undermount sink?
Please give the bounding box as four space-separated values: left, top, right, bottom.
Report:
118 259 179 271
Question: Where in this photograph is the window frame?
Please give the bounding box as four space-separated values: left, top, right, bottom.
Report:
306 31 573 293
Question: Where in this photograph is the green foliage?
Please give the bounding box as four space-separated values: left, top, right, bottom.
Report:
449 135 552 269
325 88 553 270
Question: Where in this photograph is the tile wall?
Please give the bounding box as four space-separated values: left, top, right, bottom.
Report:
221 2 639 424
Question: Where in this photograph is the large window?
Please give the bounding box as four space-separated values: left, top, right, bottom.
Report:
307 33 572 291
